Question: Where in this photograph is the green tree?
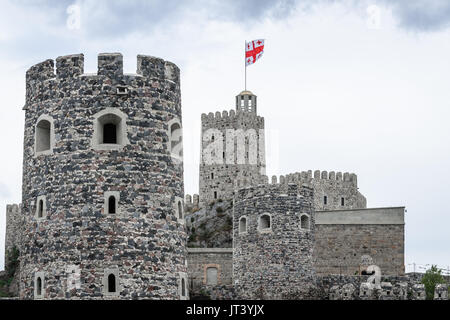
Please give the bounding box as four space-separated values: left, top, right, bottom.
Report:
421 265 445 300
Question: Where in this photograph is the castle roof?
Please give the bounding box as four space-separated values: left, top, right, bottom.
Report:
238 90 254 96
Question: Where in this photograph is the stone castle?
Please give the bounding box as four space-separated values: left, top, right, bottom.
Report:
2 52 445 300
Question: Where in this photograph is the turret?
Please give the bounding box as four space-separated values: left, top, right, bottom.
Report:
236 90 257 114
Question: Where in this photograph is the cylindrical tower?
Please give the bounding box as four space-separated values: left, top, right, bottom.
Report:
233 179 315 299
19 53 187 299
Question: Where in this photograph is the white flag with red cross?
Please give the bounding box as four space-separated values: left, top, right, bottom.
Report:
245 39 265 66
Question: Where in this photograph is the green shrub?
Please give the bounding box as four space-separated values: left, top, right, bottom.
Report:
422 265 445 300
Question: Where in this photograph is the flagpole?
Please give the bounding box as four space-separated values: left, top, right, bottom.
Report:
244 40 247 91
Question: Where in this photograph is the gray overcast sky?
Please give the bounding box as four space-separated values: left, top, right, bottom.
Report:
0 0 449 273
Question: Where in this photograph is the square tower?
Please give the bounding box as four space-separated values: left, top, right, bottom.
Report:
199 91 266 206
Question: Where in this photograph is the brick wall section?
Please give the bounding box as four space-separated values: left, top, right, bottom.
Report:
314 207 405 276
187 248 233 289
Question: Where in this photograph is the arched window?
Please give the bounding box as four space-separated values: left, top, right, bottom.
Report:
178 201 183 219
36 195 46 220
181 278 186 297
38 199 44 218
259 214 271 231
92 108 129 150
239 216 247 234
36 120 51 152
300 214 310 230
108 274 116 293
168 119 183 159
206 267 218 285
108 196 116 214
103 123 117 144
35 115 54 156
36 277 42 296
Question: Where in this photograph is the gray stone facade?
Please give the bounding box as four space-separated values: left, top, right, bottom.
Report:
17 53 187 299
314 207 405 276
233 182 315 299
186 248 233 290
5 204 22 265
198 91 266 206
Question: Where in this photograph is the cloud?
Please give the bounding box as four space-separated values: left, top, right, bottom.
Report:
379 0 450 32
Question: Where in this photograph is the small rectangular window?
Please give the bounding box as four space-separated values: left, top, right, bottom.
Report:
341 197 345 206
214 191 217 199
324 196 328 205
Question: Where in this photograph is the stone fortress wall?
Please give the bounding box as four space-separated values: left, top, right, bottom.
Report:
199 91 266 206
314 207 405 276
4 204 22 265
233 181 315 299
16 52 187 299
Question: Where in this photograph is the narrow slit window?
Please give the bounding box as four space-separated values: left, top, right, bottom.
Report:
103 123 117 144
36 277 42 296
108 196 116 214
324 195 328 205
178 201 183 219
38 199 43 218
108 274 116 293
211 173 214 179
239 217 247 234
214 191 217 199
181 278 186 297
341 197 345 206
301 215 310 230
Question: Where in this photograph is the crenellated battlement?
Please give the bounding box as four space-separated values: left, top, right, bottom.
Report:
185 194 200 207
201 109 264 126
25 53 180 107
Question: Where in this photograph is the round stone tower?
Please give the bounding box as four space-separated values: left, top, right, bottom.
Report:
19 53 187 299
233 176 316 299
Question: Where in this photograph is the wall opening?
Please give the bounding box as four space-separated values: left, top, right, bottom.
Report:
300 214 310 230
239 217 247 234
259 214 271 230
214 191 217 199
169 120 183 159
108 196 116 214
178 200 183 219
108 274 116 293
211 173 214 179
92 108 129 150
103 123 117 144
181 278 186 297
36 277 42 296
36 119 51 152
38 199 44 218
341 197 345 206
324 195 328 205
206 267 218 285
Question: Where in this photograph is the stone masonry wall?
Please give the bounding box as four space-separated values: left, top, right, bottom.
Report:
199 95 266 206
187 248 233 290
19 53 187 300
233 182 315 299
284 171 366 210
314 223 405 276
5 204 22 265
